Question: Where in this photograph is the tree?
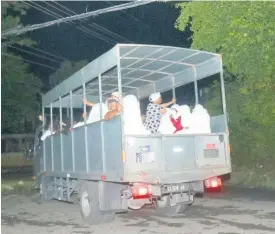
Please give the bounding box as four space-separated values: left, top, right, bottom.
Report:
50 60 89 87
1 2 41 133
175 2 275 172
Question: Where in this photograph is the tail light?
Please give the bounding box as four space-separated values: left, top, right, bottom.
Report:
204 177 222 189
131 183 150 199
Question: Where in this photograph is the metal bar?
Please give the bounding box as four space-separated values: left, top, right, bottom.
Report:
120 48 176 78
59 97 64 172
50 102 54 172
98 74 103 119
219 57 228 129
99 73 106 174
83 84 87 125
42 107 46 172
172 75 176 99
123 53 200 87
70 91 75 172
116 46 124 175
193 67 199 105
83 83 89 173
122 56 195 67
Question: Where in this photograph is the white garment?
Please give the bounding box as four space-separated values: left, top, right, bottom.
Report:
190 104 211 134
172 105 193 135
73 122 84 128
87 103 108 123
41 129 52 141
123 95 150 135
149 92 161 102
158 108 175 134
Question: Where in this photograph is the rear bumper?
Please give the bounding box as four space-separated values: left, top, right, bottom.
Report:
123 166 231 184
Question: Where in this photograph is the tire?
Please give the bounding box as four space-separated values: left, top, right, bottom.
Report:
80 181 115 225
154 194 193 216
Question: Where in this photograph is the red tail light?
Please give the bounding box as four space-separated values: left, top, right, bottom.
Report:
131 183 150 199
204 177 222 189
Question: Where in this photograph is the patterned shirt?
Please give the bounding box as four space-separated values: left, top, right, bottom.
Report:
144 103 163 134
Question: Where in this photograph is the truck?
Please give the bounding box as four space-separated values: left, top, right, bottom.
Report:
32 44 231 224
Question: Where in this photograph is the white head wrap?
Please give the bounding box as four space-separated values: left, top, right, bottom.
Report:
149 92 161 102
111 91 120 99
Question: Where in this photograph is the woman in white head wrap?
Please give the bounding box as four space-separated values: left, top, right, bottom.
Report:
144 92 176 134
122 95 149 135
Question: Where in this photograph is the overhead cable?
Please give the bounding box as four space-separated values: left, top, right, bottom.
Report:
25 1 117 45
4 44 61 63
2 52 58 70
2 0 156 37
50 1 132 43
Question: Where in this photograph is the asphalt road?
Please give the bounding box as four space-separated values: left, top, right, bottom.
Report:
2 187 275 234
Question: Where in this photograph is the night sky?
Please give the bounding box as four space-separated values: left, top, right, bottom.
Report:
15 1 217 112
21 1 190 84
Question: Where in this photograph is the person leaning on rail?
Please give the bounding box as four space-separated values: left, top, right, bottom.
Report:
104 97 122 121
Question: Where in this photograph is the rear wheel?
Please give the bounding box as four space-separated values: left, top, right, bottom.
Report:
80 181 115 224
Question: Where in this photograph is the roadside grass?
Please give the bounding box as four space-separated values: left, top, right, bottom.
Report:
1 178 35 194
1 152 34 168
228 165 275 189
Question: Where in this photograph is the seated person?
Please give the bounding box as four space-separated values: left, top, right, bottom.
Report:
104 97 121 121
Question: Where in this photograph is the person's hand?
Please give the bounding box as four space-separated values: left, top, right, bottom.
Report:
171 98 176 104
83 99 88 105
82 112 86 118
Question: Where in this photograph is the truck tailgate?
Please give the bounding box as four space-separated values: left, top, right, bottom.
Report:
124 134 230 183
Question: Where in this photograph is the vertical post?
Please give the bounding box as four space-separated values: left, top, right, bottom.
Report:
98 74 103 119
70 91 75 172
172 75 176 99
117 45 124 175
83 83 89 173
193 66 199 105
50 102 54 172
42 107 46 171
219 57 228 130
59 97 64 172
98 74 105 174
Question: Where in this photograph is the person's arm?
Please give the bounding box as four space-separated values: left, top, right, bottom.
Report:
160 98 176 108
104 110 119 121
160 108 167 114
83 99 96 107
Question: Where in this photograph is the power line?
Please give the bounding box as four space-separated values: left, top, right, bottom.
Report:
51 1 132 43
2 1 156 37
4 44 61 63
25 1 117 45
2 52 58 70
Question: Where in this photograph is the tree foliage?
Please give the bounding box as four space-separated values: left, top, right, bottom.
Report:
51 60 89 86
175 2 275 169
1 2 41 133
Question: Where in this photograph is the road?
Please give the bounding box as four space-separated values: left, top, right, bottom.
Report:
2 187 275 234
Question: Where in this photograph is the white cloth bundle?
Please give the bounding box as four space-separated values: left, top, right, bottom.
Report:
73 122 84 128
41 129 52 141
174 105 193 134
158 108 175 134
122 95 150 135
87 103 108 123
190 104 211 134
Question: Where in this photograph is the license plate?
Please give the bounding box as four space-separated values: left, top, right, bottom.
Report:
163 184 186 193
